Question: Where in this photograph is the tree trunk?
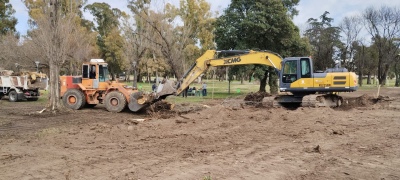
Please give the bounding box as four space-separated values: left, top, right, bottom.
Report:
380 63 389 86
358 70 363 87
395 63 400 87
367 73 371 84
228 79 231 94
136 69 141 83
240 73 244 85
49 61 62 111
259 70 268 92
268 67 278 95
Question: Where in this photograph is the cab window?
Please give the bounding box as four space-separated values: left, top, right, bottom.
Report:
300 58 311 78
82 65 89 78
99 65 109 82
282 60 297 83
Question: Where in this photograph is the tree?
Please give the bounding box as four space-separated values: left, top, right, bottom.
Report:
128 0 215 80
339 15 363 71
215 0 309 94
363 6 400 85
24 0 96 75
25 0 93 111
304 11 342 71
0 0 17 35
0 33 20 69
85 2 126 79
394 55 400 86
121 7 150 86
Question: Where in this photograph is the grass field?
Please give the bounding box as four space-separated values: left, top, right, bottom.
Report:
29 78 396 105
128 79 262 103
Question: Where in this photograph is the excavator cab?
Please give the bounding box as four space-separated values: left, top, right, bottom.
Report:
280 57 314 95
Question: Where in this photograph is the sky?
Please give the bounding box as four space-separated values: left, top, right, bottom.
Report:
9 0 400 37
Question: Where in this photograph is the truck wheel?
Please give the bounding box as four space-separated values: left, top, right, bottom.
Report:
105 91 126 112
8 90 19 102
27 98 39 101
63 89 86 110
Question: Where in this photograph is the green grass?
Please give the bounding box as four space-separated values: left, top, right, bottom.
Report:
358 78 398 90
38 90 49 103
32 80 258 106
121 79 262 102
120 79 260 103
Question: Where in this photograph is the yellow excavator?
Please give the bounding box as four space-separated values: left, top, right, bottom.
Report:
175 50 358 107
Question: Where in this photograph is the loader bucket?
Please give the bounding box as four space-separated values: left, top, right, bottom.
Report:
128 80 176 112
128 91 153 112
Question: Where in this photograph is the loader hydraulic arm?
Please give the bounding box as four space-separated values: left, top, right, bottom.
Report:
177 50 283 94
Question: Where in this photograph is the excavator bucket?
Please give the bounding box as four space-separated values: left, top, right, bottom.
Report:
128 79 177 112
155 79 177 99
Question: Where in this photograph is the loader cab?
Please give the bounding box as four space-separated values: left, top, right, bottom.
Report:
279 57 313 93
82 59 109 89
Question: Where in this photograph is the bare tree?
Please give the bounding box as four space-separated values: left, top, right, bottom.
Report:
29 0 92 111
0 33 20 70
0 33 46 73
128 0 209 80
121 15 149 85
363 6 400 85
339 15 363 71
129 10 194 79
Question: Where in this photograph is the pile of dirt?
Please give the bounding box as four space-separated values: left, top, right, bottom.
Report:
146 101 176 119
149 101 174 111
146 101 206 119
244 91 270 103
337 94 374 110
172 103 206 114
338 94 394 110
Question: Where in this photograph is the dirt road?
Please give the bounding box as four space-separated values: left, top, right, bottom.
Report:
1 87 400 179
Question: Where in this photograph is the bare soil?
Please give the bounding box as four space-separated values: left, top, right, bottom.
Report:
1 87 400 180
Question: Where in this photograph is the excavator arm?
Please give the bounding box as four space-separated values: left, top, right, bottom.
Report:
177 50 283 95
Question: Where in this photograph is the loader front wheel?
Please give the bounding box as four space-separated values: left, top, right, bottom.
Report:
105 91 126 113
63 89 86 110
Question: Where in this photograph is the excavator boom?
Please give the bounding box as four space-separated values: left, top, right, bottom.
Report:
177 50 283 94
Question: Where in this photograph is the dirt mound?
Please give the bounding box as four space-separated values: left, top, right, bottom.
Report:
244 91 270 102
337 94 394 110
146 101 176 119
146 101 206 119
244 92 271 107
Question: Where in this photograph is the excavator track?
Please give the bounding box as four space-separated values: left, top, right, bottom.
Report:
301 94 343 108
262 94 343 108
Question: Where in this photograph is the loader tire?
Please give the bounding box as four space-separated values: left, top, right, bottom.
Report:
63 89 86 110
105 91 126 113
8 90 19 102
